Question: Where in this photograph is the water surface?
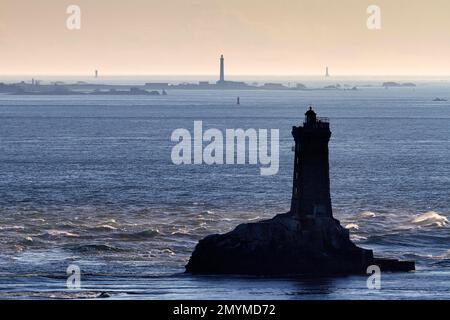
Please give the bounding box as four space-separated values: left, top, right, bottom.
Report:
0 87 449 299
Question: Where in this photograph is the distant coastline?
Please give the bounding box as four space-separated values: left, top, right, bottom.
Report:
0 80 419 95
0 55 422 95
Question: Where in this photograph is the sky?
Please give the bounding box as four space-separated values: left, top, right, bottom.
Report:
1 0 450 76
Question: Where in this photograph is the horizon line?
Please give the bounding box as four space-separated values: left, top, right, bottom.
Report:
2 74 450 79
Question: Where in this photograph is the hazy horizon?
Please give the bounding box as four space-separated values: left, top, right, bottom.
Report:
2 74 450 78
2 74 450 85
2 0 450 76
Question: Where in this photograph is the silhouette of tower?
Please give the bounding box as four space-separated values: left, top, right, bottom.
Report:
325 66 330 77
291 107 332 219
219 55 225 83
95 70 98 78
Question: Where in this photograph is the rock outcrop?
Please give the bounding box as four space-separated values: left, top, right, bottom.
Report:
186 212 374 275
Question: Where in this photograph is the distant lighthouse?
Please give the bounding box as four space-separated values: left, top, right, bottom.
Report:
219 55 225 83
325 66 330 77
95 70 98 78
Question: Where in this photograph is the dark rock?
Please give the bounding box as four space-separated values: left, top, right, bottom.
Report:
374 258 415 272
97 292 111 298
186 212 373 275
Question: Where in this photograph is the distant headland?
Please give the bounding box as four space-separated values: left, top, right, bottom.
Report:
0 56 418 95
382 82 417 88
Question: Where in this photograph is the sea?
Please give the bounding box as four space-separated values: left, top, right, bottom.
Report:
0 82 449 299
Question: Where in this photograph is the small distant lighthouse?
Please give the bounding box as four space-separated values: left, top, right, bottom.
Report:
325 66 330 77
219 55 225 83
95 70 98 78
291 107 332 219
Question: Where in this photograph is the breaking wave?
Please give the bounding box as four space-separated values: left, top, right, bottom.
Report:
67 244 124 253
41 230 80 238
412 211 449 227
345 223 359 230
359 211 376 219
0 225 25 231
89 224 118 231
350 234 367 242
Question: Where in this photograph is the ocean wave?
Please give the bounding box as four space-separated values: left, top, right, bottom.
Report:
89 224 118 231
41 230 79 238
412 211 448 227
0 291 105 299
150 248 176 256
350 234 367 242
0 225 25 231
432 249 450 260
67 244 123 253
359 211 377 219
398 250 450 263
116 229 160 240
345 223 359 230
219 217 235 222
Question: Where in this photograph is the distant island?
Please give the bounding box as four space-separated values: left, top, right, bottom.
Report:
0 79 417 96
0 79 311 95
4 84 163 96
0 55 419 95
90 87 162 96
382 82 416 88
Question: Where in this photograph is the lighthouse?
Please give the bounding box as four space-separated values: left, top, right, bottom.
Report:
219 55 225 83
186 106 415 275
290 107 332 219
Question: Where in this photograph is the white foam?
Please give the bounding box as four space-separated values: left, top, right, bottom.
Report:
412 211 449 227
98 224 118 230
350 234 367 241
345 223 359 230
0 225 25 231
359 211 376 218
434 250 450 260
46 230 79 237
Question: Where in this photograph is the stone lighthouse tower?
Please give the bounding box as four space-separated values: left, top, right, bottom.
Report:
186 106 415 275
291 106 332 219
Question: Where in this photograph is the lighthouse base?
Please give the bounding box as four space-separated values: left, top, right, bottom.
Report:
185 212 414 275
